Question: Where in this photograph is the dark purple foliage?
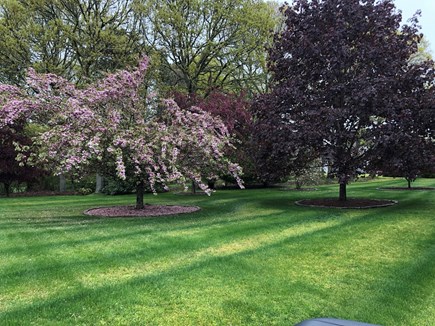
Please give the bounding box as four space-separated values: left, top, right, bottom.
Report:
253 0 435 200
172 90 258 183
0 121 45 196
374 81 435 187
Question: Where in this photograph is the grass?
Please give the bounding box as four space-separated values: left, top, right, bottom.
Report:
0 177 434 325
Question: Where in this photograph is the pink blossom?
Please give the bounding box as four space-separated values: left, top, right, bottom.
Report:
0 55 243 194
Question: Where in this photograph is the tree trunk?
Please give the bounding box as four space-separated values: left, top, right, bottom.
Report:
136 181 145 209
406 178 412 189
4 183 11 197
70 176 75 191
59 175 66 192
95 173 104 193
295 179 302 190
339 182 347 201
191 180 196 194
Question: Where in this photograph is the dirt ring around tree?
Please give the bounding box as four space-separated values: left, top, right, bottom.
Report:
84 205 200 217
295 198 398 209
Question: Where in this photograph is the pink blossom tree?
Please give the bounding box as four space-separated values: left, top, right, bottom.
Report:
0 57 243 208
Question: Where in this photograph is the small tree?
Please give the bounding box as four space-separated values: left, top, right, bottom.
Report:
0 120 45 196
376 136 434 188
0 57 243 208
374 83 435 188
255 0 434 200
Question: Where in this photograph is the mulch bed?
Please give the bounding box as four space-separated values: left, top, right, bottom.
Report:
84 205 200 217
378 187 435 191
296 198 398 209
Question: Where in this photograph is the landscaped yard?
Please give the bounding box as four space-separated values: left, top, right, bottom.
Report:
0 178 434 325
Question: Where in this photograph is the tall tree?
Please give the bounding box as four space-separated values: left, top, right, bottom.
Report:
0 0 144 84
254 0 435 201
136 0 277 96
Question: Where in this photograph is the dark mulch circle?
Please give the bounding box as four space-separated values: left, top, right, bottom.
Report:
296 198 398 209
84 205 200 217
378 187 435 191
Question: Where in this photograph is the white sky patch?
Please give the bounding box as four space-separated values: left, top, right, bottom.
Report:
393 0 435 54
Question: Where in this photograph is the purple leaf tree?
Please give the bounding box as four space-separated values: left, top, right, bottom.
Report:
254 0 435 201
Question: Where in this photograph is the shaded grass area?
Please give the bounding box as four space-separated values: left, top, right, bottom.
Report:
0 178 434 325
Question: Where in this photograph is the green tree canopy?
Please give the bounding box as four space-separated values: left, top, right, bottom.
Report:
136 0 278 95
0 0 144 84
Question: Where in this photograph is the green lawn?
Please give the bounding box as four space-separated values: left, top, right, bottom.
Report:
0 178 434 325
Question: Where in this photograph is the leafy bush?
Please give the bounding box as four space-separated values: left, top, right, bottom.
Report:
101 178 136 195
78 187 93 195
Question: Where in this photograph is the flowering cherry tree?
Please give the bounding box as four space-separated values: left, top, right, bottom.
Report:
0 57 243 208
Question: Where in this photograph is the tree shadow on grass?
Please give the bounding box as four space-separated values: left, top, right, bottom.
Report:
0 209 413 324
1 194 432 324
0 205 350 290
337 235 435 325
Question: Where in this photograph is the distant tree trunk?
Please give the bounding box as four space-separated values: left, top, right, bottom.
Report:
339 182 347 201
70 176 75 191
59 175 66 192
295 179 302 190
95 173 104 193
406 178 412 189
4 183 11 197
191 180 196 194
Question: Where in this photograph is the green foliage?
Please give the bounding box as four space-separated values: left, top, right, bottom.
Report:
290 160 325 189
409 36 433 65
137 0 278 95
77 187 93 196
100 177 136 195
0 0 145 84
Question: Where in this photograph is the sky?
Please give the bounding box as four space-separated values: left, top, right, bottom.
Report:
393 0 435 54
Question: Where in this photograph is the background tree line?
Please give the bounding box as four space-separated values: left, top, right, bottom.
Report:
0 0 279 195
1 0 434 199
